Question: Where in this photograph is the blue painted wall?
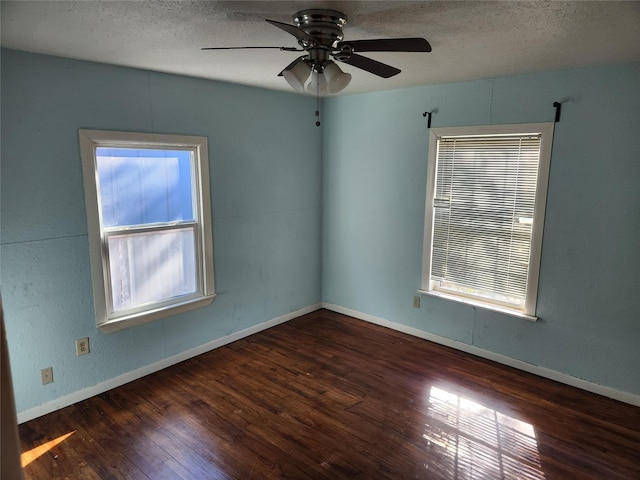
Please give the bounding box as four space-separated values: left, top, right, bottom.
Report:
1 49 322 413
3 48 639 415
322 63 640 396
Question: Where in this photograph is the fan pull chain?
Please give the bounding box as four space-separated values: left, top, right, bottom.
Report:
315 80 321 127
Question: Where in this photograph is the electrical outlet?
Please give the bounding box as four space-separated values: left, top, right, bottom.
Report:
41 367 53 385
413 296 421 308
76 337 90 356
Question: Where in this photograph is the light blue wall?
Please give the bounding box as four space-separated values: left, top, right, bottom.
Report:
1 49 322 413
3 48 639 415
322 63 640 396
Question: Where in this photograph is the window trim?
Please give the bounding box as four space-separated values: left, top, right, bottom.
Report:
79 129 216 333
420 123 554 320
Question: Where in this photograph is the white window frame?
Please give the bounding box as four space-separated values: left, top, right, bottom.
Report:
419 123 554 320
79 129 216 332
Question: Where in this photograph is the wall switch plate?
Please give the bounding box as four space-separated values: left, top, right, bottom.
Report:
413 296 421 308
76 337 90 356
41 367 53 385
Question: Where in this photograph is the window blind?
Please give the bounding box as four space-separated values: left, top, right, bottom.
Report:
430 134 542 308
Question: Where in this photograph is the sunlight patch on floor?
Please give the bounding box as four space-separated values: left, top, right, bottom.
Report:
423 386 545 479
21 431 75 467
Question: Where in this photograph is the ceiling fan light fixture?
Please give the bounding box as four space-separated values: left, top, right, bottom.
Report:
323 62 352 94
305 68 329 96
283 60 311 93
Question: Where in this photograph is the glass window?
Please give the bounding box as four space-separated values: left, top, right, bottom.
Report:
79 131 215 332
420 123 554 319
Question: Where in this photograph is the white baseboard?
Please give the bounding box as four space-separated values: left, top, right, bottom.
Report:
322 302 640 407
19 301 638 423
17 303 322 424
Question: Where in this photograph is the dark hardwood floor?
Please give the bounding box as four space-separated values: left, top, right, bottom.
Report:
19 309 640 479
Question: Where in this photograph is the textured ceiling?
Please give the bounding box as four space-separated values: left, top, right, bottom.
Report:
2 1 639 95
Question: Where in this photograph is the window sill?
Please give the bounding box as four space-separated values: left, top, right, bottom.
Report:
417 290 538 322
97 294 217 333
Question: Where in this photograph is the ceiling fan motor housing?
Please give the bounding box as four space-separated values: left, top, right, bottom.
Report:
293 9 347 51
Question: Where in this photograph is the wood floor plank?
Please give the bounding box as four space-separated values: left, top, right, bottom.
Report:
19 309 640 479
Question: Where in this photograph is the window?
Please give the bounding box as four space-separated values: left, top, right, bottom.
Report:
420 123 554 319
79 130 215 332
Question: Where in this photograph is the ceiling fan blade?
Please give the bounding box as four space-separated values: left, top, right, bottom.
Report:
337 37 432 53
201 46 301 51
278 56 308 77
337 53 401 78
265 19 318 45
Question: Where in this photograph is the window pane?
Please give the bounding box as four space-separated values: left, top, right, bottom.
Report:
96 148 194 227
107 227 197 312
431 135 541 307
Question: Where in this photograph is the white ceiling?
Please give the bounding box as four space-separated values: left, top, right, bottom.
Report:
2 1 639 95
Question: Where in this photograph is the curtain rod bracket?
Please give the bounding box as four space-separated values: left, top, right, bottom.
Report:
553 101 562 123
422 111 433 129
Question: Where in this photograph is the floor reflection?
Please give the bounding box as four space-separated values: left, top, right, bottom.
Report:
21 431 75 467
423 386 544 479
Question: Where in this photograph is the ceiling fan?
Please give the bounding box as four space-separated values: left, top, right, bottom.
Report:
202 9 432 95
